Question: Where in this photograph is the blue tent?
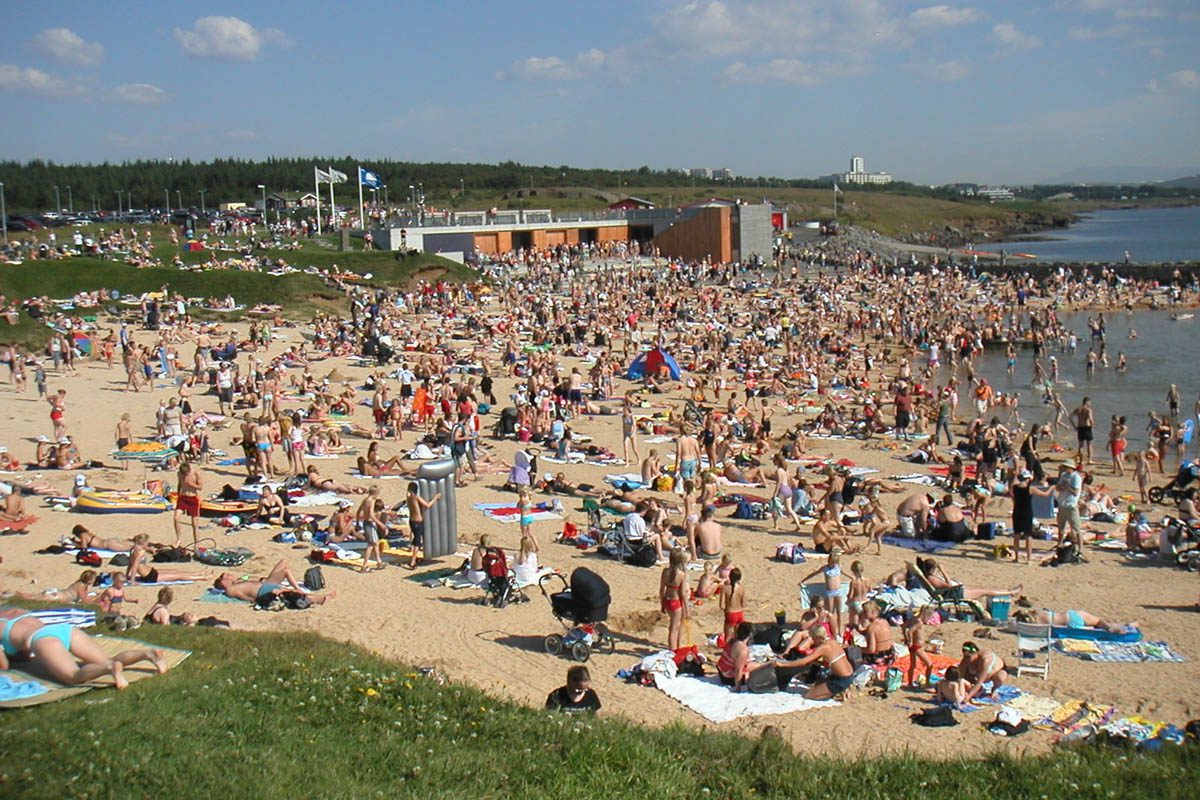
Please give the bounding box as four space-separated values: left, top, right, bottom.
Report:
627 349 681 380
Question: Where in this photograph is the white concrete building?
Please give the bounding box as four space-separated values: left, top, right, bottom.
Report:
842 155 892 185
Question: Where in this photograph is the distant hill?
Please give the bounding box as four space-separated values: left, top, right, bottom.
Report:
1048 166 1200 184
1160 174 1200 189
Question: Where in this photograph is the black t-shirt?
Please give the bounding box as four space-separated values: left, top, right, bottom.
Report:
545 687 601 714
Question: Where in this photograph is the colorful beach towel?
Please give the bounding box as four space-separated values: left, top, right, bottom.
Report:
473 503 562 524
1062 640 1185 663
652 673 838 723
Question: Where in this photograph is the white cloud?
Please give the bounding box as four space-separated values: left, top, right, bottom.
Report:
108 83 169 105
1074 0 1166 17
227 129 258 141
0 64 80 97
991 22 1043 52
1068 24 1133 40
1169 69 1200 90
724 59 823 87
913 59 972 82
500 48 615 80
175 16 288 61
32 28 104 66
909 5 984 28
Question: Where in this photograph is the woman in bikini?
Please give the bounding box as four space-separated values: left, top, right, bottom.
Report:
959 641 1008 702
1012 608 1138 635
916 557 1021 603
306 465 366 495
719 567 746 645
772 626 855 700
126 534 208 584
659 547 690 651
17 570 98 604
0 607 168 690
356 442 408 478
72 524 136 553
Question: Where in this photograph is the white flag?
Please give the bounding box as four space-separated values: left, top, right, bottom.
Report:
833 182 842 194
315 167 332 183
329 168 349 184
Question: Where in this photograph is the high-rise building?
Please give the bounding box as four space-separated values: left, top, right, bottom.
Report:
842 155 892 185
850 155 865 174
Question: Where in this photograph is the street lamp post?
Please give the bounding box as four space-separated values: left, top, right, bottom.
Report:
66 185 73 213
257 184 267 231
176 190 182 210
199 189 206 214
1 182 7 246
165 189 171 216
382 185 388 207
408 184 414 209
54 185 61 213
115 190 122 215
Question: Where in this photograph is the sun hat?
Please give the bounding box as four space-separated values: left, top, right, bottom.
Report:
58 436 70 444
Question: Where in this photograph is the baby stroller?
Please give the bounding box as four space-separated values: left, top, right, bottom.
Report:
539 567 616 662
1148 461 1199 505
495 407 519 439
479 547 527 608
505 449 538 491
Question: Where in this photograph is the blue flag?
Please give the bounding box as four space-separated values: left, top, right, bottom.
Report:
358 167 381 188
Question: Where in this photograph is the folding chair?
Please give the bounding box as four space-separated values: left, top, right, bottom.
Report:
1014 622 1052 680
905 562 989 620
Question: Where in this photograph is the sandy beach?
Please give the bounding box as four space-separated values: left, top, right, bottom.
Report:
1 287 1197 759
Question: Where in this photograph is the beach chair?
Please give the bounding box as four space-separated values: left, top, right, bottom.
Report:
1014 622 1052 680
905 562 989 620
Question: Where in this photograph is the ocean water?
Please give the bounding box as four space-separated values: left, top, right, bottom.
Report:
967 309 1200 451
980 206 1200 264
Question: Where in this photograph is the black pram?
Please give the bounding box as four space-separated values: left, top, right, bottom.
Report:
541 567 614 662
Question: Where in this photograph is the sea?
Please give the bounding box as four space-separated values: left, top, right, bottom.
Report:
964 309 1199 452
980 205 1200 264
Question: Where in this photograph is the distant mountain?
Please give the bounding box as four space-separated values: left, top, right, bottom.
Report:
1046 166 1200 185
1160 174 1200 189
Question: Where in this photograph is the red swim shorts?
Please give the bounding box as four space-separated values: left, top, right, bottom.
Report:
176 493 201 517
662 598 684 613
724 610 745 627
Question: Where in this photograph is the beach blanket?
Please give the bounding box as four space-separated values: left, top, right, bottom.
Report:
1004 693 1065 723
603 473 645 489
26 608 96 628
880 535 957 554
348 471 408 480
1035 699 1117 734
198 589 243 604
473 503 562 524
1060 640 1185 663
287 492 344 507
61 547 128 560
0 635 190 709
893 473 943 487
652 673 838 723
543 455 626 467
1050 625 1143 643
435 566 556 590
0 516 39 534
893 650 958 678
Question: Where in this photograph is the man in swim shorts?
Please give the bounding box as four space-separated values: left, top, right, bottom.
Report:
173 461 203 550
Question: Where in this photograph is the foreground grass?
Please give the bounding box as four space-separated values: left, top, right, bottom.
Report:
0 625 1192 799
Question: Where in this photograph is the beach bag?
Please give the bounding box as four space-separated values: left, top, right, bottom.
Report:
911 706 958 727
732 499 754 520
975 522 999 540
625 544 658 568
653 475 673 492
303 565 325 591
281 591 311 610
108 553 130 567
774 543 806 564
197 547 253 567
1049 542 1083 567
153 546 191 563
745 664 779 694
76 550 101 567
885 667 904 693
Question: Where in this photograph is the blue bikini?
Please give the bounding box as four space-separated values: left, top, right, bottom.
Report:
1 613 73 657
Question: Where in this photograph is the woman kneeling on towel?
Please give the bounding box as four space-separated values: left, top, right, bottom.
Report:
959 641 1008 702
0 607 168 690
772 627 855 700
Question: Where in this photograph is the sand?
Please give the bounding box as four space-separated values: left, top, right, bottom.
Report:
1 317 1197 758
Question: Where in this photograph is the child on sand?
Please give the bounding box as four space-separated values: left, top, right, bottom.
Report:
693 561 720 600
356 486 385 572
802 549 843 638
719 568 745 645
716 552 735 585
98 573 137 615
846 560 868 629
1133 450 1151 504
935 666 968 709
904 607 934 688
405 482 441 569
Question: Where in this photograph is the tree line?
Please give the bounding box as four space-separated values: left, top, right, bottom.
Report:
0 156 1192 213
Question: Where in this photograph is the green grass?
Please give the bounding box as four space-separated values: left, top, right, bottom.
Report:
0 623 1192 799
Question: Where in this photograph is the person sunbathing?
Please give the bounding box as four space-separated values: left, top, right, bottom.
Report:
16 570 98 604
256 490 289 526
71 525 136 553
126 534 209 584
306 465 366 494
0 607 168 690
0 483 27 521
1012 608 1138 634
720 461 768 485
213 559 336 605
915 557 1020 603
356 442 408 477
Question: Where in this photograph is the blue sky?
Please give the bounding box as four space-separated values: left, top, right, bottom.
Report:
0 1 1197 184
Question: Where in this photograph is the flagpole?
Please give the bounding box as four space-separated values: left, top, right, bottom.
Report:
314 167 323 236
328 166 335 230
833 182 838 219
357 166 365 235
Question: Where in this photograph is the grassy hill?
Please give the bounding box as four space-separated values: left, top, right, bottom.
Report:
0 622 1193 799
